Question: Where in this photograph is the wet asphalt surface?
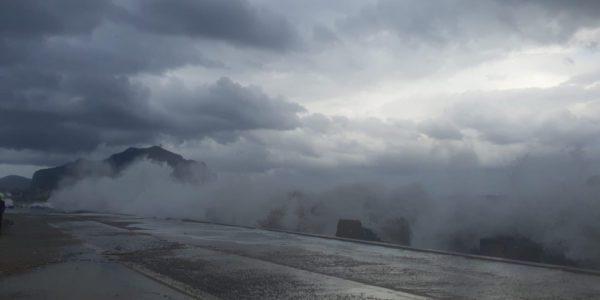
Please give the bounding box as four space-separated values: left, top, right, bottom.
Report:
3 211 600 299
0 213 192 299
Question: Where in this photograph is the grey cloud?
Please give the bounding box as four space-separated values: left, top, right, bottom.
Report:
0 73 304 162
565 71 600 86
0 0 114 37
441 85 600 147
418 119 463 141
0 72 159 153
0 148 85 167
301 113 335 133
186 114 473 179
312 25 340 44
341 0 600 49
535 111 600 148
159 77 306 140
4 0 600 174
0 0 298 51
0 0 297 100
0 0 304 164
448 103 529 145
536 0 600 17
115 0 299 51
0 24 217 77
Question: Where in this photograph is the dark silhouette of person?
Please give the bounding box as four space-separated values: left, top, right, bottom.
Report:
0 197 5 235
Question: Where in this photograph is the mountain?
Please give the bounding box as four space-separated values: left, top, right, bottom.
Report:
104 146 203 177
31 146 211 194
30 159 109 193
0 175 32 192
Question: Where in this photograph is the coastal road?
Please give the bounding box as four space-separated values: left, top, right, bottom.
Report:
2 211 600 299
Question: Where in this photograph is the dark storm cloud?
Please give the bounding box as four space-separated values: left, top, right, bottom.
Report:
161 78 305 140
0 0 303 164
0 72 159 153
0 0 297 50
0 148 79 167
116 0 299 51
0 71 304 160
0 0 114 37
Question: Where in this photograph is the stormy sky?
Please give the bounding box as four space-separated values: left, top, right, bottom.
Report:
2 0 600 187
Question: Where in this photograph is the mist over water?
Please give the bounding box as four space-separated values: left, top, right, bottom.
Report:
50 154 600 266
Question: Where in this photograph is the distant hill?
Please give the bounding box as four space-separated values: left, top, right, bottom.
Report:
30 159 109 193
104 146 204 178
31 146 211 194
0 175 32 192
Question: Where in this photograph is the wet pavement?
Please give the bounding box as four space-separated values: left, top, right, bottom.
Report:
2 211 600 299
0 261 193 300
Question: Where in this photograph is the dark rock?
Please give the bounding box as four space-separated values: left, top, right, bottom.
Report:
362 227 382 242
476 235 584 267
257 207 287 229
380 217 412 246
479 236 543 262
335 219 381 242
335 219 363 239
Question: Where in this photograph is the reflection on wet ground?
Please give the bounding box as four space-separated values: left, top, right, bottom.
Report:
2 211 600 299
